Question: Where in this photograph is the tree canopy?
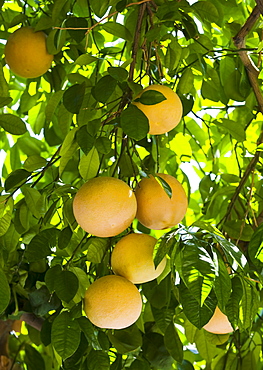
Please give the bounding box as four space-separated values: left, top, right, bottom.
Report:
0 0 263 369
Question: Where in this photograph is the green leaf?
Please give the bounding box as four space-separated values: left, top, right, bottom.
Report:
108 66 128 82
0 269 10 314
103 21 133 42
51 311 81 359
191 1 219 23
4 169 31 192
23 155 47 172
23 187 45 218
25 228 59 262
177 68 194 95
213 251 232 310
0 96 12 108
54 270 79 303
0 114 27 135
92 75 117 103
58 226 73 249
248 223 263 267
217 119 246 142
89 0 109 17
65 17 88 42
86 349 110 370
77 316 101 350
45 264 62 293
121 105 149 140
79 147 100 181
178 282 216 329
45 91 64 124
164 322 183 363
59 128 79 176
155 175 172 198
76 125 95 155
84 237 110 263
75 54 98 66
134 90 167 105
194 329 220 363
63 82 86 114
24 344 46 370
0 196 13 237
107 325 142 354
95 137 112 154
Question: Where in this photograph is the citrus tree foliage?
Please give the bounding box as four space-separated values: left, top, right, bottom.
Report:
1 0 263 369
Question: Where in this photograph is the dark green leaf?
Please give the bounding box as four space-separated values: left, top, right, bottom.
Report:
51 311 81 359
120 105 149 140
103 22 132 42
248 223 263 267
58 226 73 249
54 270 79 303
108 66 128 82
108 325 142 354
0 269 10 314
24 344 45 370
0 113 27 135
86 348 110 370
45 264 62 293
155 175 172 198
63 83 86 114
4 169 31 192
76 125 95 155
89 0 109 17
0 96 12 108
25 228 59 262
92 75 117 103
65 17 88 42
84 237 110 263
164 321 183 363
134 90 167 105
95 137 112 154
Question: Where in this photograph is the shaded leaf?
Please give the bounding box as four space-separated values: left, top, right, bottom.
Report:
63 83 86 114
0 114 27 135
121 105 149 140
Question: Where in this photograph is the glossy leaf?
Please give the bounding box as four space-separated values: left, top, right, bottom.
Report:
120 105 149 140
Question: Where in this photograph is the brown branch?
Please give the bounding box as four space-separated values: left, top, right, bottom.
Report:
128 2 148 81
20 313 44 331
220 6 263 224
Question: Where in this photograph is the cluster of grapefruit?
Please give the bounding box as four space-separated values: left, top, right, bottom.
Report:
73 173 188 329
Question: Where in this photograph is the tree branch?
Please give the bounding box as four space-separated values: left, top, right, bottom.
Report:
221 5 263 224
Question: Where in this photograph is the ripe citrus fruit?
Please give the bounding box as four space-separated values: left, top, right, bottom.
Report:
73 176 137 237
132 84 183 135
203 307 234 334
111 233 167 284
4 27 53 78
135 173 188 230
84 275 142 329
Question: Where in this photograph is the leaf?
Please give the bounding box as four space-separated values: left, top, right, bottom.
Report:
54 270 79 303
0 96 12 108
107 325 142 354
75 54 98 66
77 316 101 350
79 147 100 180
178 282 217 329
23 155 47 172
24 344 46 370
95 137 112 154
248 223 263 267
191 1 219 23
108 66 128 82
45 91 64 123
134 90 167 105
155 175 172 198
84 237 110 263
86 349 110 370
164 322 183 363
0 269 10 314
194 329 220 363
45 264 62 293
121 105 149 140
76 125 95 155
65 17 88 42
213 251 232 310
177 68 194 95
63 82 86 114
0 114 27 135
59 128 79 176
92 75 117 103
58 226 73 249
0 196 13 237
4 169 31 192
89 0 109 17
103 22 132 42
51 311 81 359
217 119 246 142
25 228 59 262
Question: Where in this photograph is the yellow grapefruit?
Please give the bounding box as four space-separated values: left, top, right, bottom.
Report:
203 307 234 334
84 275 142 329
4 27 53 78
111 233 167 284
73 176 137 237
133 84 183 135
135 173 188 230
